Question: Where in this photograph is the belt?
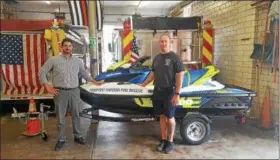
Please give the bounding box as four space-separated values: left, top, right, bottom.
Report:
55 87 77 90
154 87 174 91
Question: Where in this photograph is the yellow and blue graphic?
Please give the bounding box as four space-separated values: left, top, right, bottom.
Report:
134 97 212 109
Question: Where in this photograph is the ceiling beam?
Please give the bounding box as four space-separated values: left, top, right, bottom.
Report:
104 13 154 17
103 6 167 16
168 1 193 17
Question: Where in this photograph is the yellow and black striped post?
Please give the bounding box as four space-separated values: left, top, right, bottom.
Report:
202 21 214 68
122 19 133 63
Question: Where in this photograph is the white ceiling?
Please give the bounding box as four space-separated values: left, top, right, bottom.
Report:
15 0 182 25
138 1 181 9
102 1 181 9
17 0 68 6
102 1 140 6
17 1 181 10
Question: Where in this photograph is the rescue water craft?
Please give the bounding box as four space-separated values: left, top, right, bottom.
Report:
79 65 256 145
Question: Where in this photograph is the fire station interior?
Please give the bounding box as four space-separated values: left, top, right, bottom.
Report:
0 0 279 159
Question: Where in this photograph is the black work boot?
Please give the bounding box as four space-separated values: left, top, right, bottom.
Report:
74 137 86 145
156 139 167 152
54 141 65 151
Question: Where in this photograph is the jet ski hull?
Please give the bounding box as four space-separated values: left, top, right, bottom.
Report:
79 65 257 145
79 85 256 117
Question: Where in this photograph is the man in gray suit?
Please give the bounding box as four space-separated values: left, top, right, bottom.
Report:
39 38 103 151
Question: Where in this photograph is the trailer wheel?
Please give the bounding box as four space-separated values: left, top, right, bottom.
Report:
180 117 210 145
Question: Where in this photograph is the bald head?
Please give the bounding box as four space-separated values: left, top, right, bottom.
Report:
160 34 171 40
159 34 171 53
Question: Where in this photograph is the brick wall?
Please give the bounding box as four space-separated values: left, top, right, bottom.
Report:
189 1 279 123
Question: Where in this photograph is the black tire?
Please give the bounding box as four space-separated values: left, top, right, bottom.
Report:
180 117 210 145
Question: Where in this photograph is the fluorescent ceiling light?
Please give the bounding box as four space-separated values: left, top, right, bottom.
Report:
45 1 51 4
139 1 181 8
114 25 123 29
139 1 152 8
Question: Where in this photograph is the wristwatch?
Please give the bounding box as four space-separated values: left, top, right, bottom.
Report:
175 92 180 95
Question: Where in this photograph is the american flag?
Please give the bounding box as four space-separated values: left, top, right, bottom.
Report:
0 34 46 95
130 36 140 63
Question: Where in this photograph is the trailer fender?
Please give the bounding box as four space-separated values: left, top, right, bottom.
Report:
184 112 212 124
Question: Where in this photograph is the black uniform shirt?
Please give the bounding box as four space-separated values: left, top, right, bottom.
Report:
152 51 185 88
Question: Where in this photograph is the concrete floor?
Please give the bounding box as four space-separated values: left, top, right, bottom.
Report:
1 114 95 159
1 111 279 159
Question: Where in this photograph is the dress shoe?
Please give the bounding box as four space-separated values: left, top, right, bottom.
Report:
54 141 65 151
74 137 86 145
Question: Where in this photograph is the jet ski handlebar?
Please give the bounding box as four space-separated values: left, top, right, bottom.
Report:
117 82 131 85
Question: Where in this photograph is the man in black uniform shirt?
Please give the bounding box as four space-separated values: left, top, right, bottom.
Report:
140 34 185 153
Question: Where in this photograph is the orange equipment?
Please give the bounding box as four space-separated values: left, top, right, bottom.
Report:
259 86 272 129
22 97 41 136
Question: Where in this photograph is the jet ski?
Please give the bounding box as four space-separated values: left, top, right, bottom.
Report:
95 56 152 83
79 65 256 145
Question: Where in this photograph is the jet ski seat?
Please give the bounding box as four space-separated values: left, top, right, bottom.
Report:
182 66 220 87
134 65 220 87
